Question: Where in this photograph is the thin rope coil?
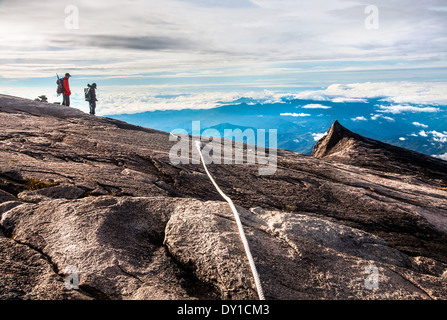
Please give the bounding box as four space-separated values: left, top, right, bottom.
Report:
194 141 265 300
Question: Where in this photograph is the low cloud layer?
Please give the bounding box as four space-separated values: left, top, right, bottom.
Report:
280 112 311 117
2 81 446 116
301 104 331 109
377 105 441 114
294 82 447 105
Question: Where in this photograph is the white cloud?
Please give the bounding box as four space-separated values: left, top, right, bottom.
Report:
377 105 440 114
433 152 447 161
399 137 406 141
0 85 308 115
99 88 294 114
351 116 367 121
429 130 447 143
3 81 445 116
412 122 429 128
370 114 395 122
294 82 447 106
280 112 311 117
301 104 331 109
312 133 327 141
419 130 428 137
331 97 367 103
382 116 395 122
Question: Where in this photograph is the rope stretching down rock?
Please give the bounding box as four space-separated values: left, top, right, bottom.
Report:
194 141 265 300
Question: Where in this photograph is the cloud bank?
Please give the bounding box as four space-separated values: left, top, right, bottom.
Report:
301 104 331 109
294 82 447 106
280 113 311 117
2 81 446 116
377 105 441 114
413 122 429 128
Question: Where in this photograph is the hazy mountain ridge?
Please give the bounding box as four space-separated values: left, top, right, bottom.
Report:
108 97 447 157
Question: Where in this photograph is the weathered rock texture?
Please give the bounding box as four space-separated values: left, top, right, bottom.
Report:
0 94 446 300
312 120 447 182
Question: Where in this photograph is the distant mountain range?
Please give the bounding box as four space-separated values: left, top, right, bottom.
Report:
108 97 447 158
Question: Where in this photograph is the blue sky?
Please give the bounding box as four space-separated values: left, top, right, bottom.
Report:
0 0 446 114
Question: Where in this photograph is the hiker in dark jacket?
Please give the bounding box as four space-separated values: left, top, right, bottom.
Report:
86 83 98 115
62 73 71 106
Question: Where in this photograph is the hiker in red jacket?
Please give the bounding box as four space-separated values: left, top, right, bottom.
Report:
62 73 71 106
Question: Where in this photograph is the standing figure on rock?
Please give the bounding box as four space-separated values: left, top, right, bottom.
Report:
62 73 72 106
86 83 98 116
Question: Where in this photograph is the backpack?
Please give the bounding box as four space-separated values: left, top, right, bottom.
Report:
84 87 91 101
56 76 65 95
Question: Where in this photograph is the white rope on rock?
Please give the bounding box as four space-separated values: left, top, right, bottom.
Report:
194 141 265 300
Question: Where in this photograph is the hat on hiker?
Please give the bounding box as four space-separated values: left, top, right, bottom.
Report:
65 73 71 78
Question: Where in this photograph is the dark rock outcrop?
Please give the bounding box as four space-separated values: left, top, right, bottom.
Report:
0 94 446 300
312 120 447 183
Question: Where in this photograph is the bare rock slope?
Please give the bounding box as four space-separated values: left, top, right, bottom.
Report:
0 94 446 300
312 120 447 182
